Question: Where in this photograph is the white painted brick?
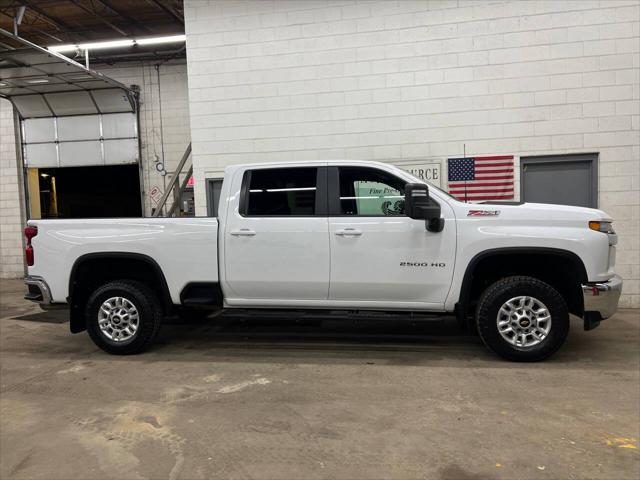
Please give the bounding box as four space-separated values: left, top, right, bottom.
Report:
583 39 617 56
567 87 600 103
550 104 583 120
583 70 617 87
503 93 535 108
616 38 640 54
584 131 639 147
598 21 637 40
0 99 25 279
550 73 582 90
535 118 598 136
566 25 601 41
599 54 639 71
583 101 616 117
600 175 634 192
551 133 584 149
550 42 584 59
535 90 567 106
600 85 634 101
519 135 552 151
617 68 640 85
598 115 633 131
535 27 568 45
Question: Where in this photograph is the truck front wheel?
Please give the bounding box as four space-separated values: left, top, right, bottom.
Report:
85 280 163 355
476 276 569 362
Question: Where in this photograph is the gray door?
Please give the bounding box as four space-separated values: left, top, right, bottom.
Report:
521 154 598 208
206 178 223 217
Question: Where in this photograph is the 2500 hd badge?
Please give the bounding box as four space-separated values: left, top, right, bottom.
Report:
400 262 446 268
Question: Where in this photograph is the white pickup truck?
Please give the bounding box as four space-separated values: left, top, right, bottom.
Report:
24 160 622 361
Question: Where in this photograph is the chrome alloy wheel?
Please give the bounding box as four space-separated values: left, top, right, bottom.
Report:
496 296 552 348
98 296 139 342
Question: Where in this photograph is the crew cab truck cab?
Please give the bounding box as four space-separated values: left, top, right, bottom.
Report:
23 160 622 361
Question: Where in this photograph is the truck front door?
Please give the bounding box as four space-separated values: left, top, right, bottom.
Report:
327 166 456 307
223 166 330 301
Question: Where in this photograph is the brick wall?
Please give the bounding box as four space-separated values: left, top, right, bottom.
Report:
185 0 640 307
0 99 25 279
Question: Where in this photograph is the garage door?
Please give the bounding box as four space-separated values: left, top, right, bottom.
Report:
20 90 138 168
521 154 598 208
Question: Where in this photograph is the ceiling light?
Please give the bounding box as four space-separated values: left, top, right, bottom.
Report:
48 34 186 53
48 44 78 53
40 173 49 178
26 79 49 84
137 34 186 45
78 39 135 50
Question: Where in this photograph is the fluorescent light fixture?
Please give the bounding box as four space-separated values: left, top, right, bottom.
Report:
79 39 135 50
137 34 186 45
48 34 186 53
49 39 133 52
26 78 49 84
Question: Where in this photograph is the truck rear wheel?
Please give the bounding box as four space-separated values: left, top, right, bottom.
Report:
85 280 163 355
476 276 569 362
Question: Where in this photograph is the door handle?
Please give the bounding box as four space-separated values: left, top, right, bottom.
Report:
335 228 362 237
230 229 256 237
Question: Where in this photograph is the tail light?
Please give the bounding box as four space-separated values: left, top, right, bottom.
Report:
24 226 38 266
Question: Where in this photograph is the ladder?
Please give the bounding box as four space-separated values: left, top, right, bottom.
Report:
152 143 192 217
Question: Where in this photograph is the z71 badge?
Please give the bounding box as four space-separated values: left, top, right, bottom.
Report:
467 210 500 216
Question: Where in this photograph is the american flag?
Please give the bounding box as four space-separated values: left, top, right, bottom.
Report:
447 155 514 202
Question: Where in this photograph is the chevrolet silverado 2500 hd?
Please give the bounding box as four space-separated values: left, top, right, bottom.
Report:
24 160 622 361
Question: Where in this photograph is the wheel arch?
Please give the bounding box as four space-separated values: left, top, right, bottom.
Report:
68 252 172 333
456 247 588 327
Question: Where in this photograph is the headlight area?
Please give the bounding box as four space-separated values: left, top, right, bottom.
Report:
589 221 615 234
589 221 617 247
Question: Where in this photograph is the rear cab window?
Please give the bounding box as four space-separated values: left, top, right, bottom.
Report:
241 167 326 216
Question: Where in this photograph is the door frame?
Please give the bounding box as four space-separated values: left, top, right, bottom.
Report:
520 153 599 208
206 177 224 217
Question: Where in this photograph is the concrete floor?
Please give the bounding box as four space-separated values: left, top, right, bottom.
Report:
0 279 638 480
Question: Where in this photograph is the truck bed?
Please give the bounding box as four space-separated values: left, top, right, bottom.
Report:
27 217 219 304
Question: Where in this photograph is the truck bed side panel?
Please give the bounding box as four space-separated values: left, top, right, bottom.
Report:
27 218 219 304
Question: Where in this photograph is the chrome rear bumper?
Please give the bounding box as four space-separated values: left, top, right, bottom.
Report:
24 275 52 304
582 275 622 327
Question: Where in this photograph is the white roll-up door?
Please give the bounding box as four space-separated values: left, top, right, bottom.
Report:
23 112 138 167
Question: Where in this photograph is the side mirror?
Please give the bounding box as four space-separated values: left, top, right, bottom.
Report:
405 183 445 232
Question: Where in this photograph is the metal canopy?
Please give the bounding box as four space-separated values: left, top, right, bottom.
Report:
0 28 136 117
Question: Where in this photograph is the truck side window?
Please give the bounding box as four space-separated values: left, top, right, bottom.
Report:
338 167 405 216
246 167 317 216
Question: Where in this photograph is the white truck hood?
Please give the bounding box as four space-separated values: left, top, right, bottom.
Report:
466 202 612 223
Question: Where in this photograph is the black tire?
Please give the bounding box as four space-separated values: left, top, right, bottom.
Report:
85 280 163 355
476 276 569 362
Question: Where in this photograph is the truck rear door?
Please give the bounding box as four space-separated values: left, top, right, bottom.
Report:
223 165 330 301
